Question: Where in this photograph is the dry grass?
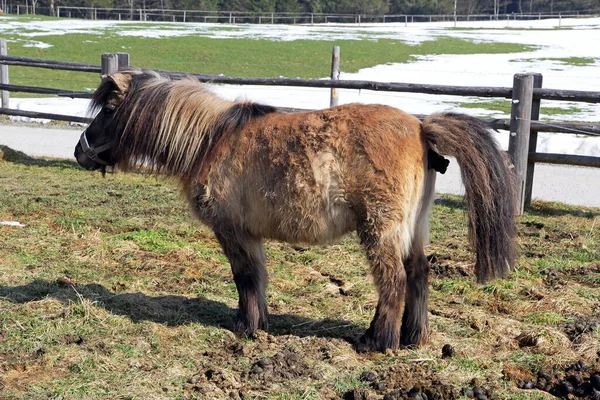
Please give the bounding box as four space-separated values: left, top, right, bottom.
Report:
1 149 599 399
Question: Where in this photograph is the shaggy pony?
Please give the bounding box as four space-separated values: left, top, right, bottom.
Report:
74 69 517 352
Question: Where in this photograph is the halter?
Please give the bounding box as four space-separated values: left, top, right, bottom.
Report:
78 130 115 166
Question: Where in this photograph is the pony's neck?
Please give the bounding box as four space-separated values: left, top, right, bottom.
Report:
118 78 235 178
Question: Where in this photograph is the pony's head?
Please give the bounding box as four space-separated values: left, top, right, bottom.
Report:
74 70 136 172
75 68 277 177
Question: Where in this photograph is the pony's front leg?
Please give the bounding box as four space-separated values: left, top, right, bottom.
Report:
357 230 407 352
214 228 268 337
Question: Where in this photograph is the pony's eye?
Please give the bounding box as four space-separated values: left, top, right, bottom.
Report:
104 108 114 115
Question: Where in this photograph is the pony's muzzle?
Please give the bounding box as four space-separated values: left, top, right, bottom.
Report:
74 141 101 171
74 130 114 171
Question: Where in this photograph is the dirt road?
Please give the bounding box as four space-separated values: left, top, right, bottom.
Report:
1 124 599 208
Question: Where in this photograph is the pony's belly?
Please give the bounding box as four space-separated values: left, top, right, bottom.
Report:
249 155 356 244
249 199 356 245
187 182 356 245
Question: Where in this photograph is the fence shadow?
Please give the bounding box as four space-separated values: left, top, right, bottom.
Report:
433 196 466 210
435 195 599 217
0 145 79 169
0 279 363 342
526 201 599 218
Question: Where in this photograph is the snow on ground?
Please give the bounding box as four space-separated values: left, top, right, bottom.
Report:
1 16 599 156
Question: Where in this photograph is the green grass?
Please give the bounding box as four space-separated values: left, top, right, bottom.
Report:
456 99 585 119
457 99 512 115
118 228 184 253
3 15 535 95
523 311 567 325
512 56 598 66
509 350 548 373
1 152 598 399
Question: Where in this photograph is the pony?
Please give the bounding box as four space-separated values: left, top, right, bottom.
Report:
74 68 517 352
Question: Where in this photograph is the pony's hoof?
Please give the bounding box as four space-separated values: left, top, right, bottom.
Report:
233 321 257 339
400 328 428 348
355 333 397 353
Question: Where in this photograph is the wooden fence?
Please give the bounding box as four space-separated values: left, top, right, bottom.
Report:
1 42 599 213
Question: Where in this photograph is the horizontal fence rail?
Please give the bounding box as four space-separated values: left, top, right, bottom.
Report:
3 56 600 103
0 55 101 73
0 83 91 98
528 153 600 168
0 107 91 124
0 49 598 211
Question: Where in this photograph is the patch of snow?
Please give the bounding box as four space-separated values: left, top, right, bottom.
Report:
22 40 53 48
0 221 25 227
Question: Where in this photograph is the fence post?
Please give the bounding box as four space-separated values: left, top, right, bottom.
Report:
116 52 130 70
524 73 543 209
101 53 119 78
330 46 340 108
559 12 562 27
1 39 9 109
508 73 534 215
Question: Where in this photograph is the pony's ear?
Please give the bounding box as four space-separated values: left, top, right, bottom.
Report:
104 73 132 110
107 72 132 93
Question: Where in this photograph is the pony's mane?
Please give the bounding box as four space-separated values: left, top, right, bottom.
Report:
93 69 276 178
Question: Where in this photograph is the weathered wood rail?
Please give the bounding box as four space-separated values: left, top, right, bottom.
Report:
1 45 598 212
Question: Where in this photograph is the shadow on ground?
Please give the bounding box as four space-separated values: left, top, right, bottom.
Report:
0 279 363 342
0 145 79 168
434 194 599 217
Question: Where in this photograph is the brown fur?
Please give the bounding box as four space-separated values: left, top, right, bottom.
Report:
74 69 517 352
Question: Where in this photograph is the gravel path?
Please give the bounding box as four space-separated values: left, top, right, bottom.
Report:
1 124 599 208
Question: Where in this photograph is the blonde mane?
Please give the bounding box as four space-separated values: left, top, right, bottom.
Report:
93 69 276 178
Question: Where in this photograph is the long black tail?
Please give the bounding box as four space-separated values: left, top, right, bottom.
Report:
422 113 517 283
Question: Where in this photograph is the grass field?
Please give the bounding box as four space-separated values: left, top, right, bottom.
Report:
1 147 599 399
2 16 535 95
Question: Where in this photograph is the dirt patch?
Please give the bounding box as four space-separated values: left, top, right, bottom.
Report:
178 331 502 400
0 349 61 393
248 350 311 381
517 358 600 398
563 314 600 343
346 364 496 400
428 253 473 278
182 332 332 398
541 264 600 289
61 334 86 346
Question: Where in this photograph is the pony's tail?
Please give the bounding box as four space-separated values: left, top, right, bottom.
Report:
422 113 517 283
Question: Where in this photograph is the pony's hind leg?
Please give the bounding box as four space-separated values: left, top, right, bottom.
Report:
400 245 429 346
214 228 268 337
401 168 436 346
356 226 408 352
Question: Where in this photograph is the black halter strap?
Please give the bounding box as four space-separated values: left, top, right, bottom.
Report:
78 130 114 165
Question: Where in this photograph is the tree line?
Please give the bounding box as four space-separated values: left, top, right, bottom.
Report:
8 0 600 20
